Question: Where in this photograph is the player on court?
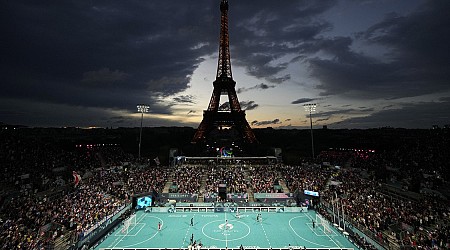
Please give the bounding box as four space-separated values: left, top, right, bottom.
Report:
158 221 162 231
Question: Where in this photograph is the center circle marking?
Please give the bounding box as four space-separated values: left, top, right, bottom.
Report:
202 219 251 241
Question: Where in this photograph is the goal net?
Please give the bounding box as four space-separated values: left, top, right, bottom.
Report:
122 214 137 235
316 213 332 234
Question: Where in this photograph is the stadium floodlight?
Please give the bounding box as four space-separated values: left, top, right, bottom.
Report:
303 103 317 159
137 104 149 161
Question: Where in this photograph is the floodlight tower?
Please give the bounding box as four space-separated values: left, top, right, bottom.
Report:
137 104 149 161
303 103 317 159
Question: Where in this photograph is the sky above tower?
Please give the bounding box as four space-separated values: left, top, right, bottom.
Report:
1 0 450 129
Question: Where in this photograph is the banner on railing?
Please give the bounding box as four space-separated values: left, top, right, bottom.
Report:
77 204 130 247
160 193 198 202
254 193 293 199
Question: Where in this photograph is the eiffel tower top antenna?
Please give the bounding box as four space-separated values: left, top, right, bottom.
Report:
217 0 232 79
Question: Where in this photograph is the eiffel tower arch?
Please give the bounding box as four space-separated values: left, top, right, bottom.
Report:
192 0 258 149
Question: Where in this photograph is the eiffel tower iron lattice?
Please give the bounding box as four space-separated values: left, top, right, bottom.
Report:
192 0 257 144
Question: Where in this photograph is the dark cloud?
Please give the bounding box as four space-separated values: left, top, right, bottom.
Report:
257 83 273 90
267 74 291 84
229 1 337 83
173 95 195 104
187 110 196 115
237 83 275 94
240 101 259 111
0 97 199 128
305 107 374 121
361 1 450 66
308 37 393 98
1 0 448 129
315 108 362 117
360 108 374 112
329 99 450 129
1 0 336 126
251 119 281 126
81 68 129 87
316 117 330 122
219 102 230 111
208 100 258 111
108 116 127 125
440 97 450 102
291 98 317 104
309 0 450 99
0 0 217 117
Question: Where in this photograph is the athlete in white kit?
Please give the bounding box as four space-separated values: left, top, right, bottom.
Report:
235 209 241 219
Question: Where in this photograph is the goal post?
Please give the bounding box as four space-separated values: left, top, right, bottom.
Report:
122 214 137 235
316 213 332 234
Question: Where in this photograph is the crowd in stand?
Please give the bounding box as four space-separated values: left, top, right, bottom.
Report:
0 131 171 249
311 131 450 249
123 167 169 195
204 165 247 195
320 165 449 248
0 134 81 193
172 165 204 194
248 165 280 193
280 164 331 195
316 149 354 167
0 165 170 249
1 128 449 249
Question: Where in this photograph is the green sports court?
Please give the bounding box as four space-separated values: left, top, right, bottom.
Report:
95 208 355 250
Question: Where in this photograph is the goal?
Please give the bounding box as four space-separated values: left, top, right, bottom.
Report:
122 214 137 235
316 213 332 234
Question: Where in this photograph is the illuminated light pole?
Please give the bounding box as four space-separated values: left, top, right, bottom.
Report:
303 103 316 159
137 104 149 161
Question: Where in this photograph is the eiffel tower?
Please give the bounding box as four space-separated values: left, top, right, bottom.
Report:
192 0 257 145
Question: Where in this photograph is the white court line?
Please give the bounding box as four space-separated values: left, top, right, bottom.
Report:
121 215 164 248
305 212 340 248
111 212 146 248
115 223 145 237
181 214 195 248
133 222 146 236
305 223 337 237
224 211 228 249
288 216 333 248
258 216 272 248
201 219 251 242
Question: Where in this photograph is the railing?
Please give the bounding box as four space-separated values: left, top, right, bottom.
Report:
98 248 353 250
166 206 297 213
76 203 131 249
319 202 392 250
53 231 76 250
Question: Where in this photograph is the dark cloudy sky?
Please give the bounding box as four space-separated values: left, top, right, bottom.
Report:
1 0 449 129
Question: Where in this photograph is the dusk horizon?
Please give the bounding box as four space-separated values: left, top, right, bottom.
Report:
1 0 449 129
